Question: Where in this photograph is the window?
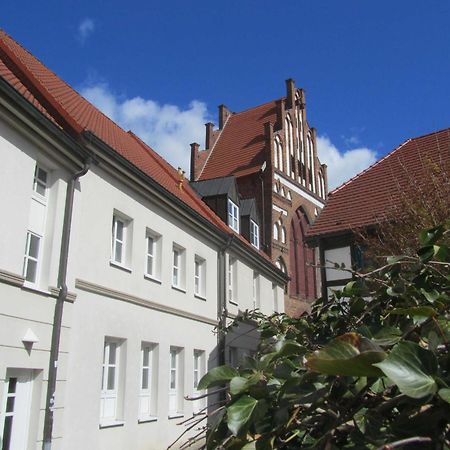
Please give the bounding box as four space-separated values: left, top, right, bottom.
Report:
112 214 131 266
194 256 206 298
228 257 237 305
100 339 123 423
252 273 260 309
172 245 185 290
139 343 157 420
33 165 48 198
281 226 287 244
272 283 279 312
227 199 239 232
250 220 259 249
273 222 279 241
23 231 41 283
193 350 206 414
169 347 184 416
145 230 161 280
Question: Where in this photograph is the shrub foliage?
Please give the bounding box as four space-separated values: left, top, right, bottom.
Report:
195 223 450 449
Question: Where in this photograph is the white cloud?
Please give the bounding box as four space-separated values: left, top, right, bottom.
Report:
80 83 209 171
316 135 377 190
77 18 95 43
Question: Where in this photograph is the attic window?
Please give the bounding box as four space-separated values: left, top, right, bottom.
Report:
250 220 259 249
227 199 239 233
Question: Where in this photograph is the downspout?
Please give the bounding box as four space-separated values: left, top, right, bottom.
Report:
42 158 91 450
217 235 234 369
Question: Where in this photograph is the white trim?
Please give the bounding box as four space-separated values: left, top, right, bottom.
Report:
274 173 325 208
272 205 288 216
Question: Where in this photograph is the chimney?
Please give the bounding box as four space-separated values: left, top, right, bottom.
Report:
298 88 306 109
205 122 214 150
322 164 328 198
190 142 200 181
285 78 295 109
218 104 231 129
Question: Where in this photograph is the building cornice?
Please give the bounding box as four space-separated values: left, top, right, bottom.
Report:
75 278 218 326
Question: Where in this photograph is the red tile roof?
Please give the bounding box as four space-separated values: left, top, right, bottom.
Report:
0 30 274 263
198 100 279 180
308 128 450 237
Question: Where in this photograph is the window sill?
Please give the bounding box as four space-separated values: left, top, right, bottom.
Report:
168 413 184 420
109 261 132 273
99 420 125 429
171 285 186 294
194 294 207 301
144 274 162 284
138 416 158 424
22 282 51 296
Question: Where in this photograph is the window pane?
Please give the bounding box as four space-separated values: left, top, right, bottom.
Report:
107 367 116 390
6 396 15 413
173 250 178 267
170 351 176 368
170 370 176 389
115 220 124 240
173 267 178 286
147 237 154 255
142 368 149 389
35 181 46 196
8 378 17 394
3 416 12 450
25 260 37 282
37 167 47 184
147 255 153 275
108 343 117 364
143 348 149 367
115 242 123 262
29 234 40 258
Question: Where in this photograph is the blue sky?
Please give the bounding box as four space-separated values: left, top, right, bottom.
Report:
3 0 450 188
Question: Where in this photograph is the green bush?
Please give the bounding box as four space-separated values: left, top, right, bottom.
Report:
196 223 450 449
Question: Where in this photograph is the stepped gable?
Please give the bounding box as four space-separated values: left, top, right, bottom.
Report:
198 99 278 180
308 127 450 237
0 30 273 262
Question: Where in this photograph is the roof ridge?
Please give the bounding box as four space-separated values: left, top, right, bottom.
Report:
330 139 412 195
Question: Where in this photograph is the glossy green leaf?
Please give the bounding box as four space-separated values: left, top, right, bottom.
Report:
419 225 444 246
305 333 386 377
198 365 238 390
227 395 258 435
438 388 450 404
374 341 437 398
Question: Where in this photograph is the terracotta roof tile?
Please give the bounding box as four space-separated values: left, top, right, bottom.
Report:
308 128 450 237
199 100 278 180
0 30 274 264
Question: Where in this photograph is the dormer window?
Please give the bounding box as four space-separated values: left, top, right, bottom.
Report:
227 199 239 232
250 220 259 249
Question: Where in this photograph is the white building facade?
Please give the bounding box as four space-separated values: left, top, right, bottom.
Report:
0 31 286 450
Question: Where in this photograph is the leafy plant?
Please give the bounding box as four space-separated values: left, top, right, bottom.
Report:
178 222 450 449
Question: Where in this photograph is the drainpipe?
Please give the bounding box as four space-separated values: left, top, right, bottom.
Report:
217 235 234 370
42 158 91 450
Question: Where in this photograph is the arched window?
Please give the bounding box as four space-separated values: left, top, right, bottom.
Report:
274 135 283 171
281 226 287 244
287 190 292 201
281 187 286 197
273 183 278 193
284 114 293 176
273 222 279 240
273 137 279 169
276 257 287 274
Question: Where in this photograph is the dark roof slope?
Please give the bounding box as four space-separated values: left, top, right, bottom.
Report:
198 100 278 180
190 176 236 198
308 128 450 237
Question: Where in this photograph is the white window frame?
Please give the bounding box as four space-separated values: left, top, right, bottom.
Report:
172 244 185 290
193 350 206 414
194 256 206 299
100 339 122 424
139 343 157 421
228 257 237 305
32 164 48 200
227 199 240 232
252 273 260 310
169 347 184 417
250 220 259 249
112 215 128 267
22 231 41 284
145 230 161 281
